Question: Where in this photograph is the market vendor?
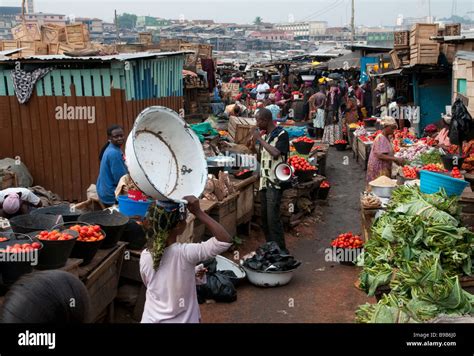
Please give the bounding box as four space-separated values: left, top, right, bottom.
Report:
256 77 270 101
366 116 406 184
224 102 242 117
97 125 128 207
435 115 451 148
252 108 290 252
375 83 388 116
0 187 42 218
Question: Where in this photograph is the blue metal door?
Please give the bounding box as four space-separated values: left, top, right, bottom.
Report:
417 78 452 131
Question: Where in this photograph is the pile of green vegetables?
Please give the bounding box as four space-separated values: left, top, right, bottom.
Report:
356 185 474 323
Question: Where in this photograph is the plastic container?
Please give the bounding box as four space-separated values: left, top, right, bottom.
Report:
364 118 377 128
442 154 464 171
242 265 296 287
293 141 314 155
317 187 330 200
420 170 469 196
31 204 86 223
78 211 129 249
118 195 153 218
295 169 316 183
52 222 105 266
0 233 43 285
125 106 207 204
33 230 78 270
9 214 63 234
215 255 246 287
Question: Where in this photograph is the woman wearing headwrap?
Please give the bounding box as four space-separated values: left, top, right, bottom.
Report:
366 117 406 183
139 196 232 323
0 187 42 218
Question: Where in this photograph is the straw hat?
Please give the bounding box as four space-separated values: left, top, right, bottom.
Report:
381 116 397 127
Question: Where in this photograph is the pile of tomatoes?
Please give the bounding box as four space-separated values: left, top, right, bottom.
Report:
37 230 75 241
236 169 251 177
69 225 105 242
335 140 348 145
402 166 418 179
288 156 316 172
331 232 364 249
451 167 463 179
320 181 330 188
0 242 42 253
422 163 447 173
0 237 9 242
293 137 314 144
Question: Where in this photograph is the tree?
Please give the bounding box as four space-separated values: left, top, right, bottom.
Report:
118 13 137 29
254 16 263 25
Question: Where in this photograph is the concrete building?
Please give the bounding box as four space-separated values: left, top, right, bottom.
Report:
248 30 294 41
0 7 21 39
276 21 327 39
16 12 67 26
103 22 116 33
75 17 103 34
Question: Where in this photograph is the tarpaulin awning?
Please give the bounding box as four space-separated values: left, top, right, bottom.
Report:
327 52 360 71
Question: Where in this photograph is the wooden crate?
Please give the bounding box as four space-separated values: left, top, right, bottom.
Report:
48 42 59 55
410 23 439 45
390 49 401 69
394 31 409 48
410 43 440 65
198 44 213 58
228 116 256 145
139 32 153 44
159 38 184 51
236 182 254 225
206 192 239 237
41 24 66 43
445 23 461 36
11 22 41 41
2 40 19 50
79 242 126 322
66 23 86 44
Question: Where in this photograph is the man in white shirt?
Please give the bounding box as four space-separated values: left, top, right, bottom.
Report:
256 77 270 101
0 187 42 218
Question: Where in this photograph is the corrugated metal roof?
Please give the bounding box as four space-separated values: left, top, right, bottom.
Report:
456 50 474 62
0 51 190 63
431 34 474 42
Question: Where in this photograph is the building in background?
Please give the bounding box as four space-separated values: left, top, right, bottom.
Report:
26 0 35 14
75 17 104 40
365 28 395 48
0 7 21 40
276 21 327 40
248 30 294 41
16 12 67 26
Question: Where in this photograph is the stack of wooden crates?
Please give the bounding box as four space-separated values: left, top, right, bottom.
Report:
390 30 410 69
0 22 90 57
410 23 440 66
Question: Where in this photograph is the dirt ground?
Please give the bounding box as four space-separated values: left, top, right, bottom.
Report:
115 147 375 323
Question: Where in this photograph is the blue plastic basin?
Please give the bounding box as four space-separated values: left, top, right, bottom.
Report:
118 195 153 217
420 170 469 196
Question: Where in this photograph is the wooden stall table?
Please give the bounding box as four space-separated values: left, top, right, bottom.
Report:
360 199 385 241
357 137 373 170
230 174 258 235
346 125 357 160
78 241 127 323
309 143 329 177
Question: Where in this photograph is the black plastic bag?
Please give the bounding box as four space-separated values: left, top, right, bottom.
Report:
243 242 301 272
449 99 474 147
196 258 237 303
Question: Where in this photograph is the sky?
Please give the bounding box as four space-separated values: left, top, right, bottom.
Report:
2 0 473 26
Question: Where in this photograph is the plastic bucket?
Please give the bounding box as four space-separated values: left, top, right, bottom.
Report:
317 187 330 200
78 211 129 249
118 196 152 218
293 141 314 155
335 143 347 151
31 204 86 223
52 222 104 266
0 233 42 285
32 230 78 270
9 214 63 234
420 170 469 196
